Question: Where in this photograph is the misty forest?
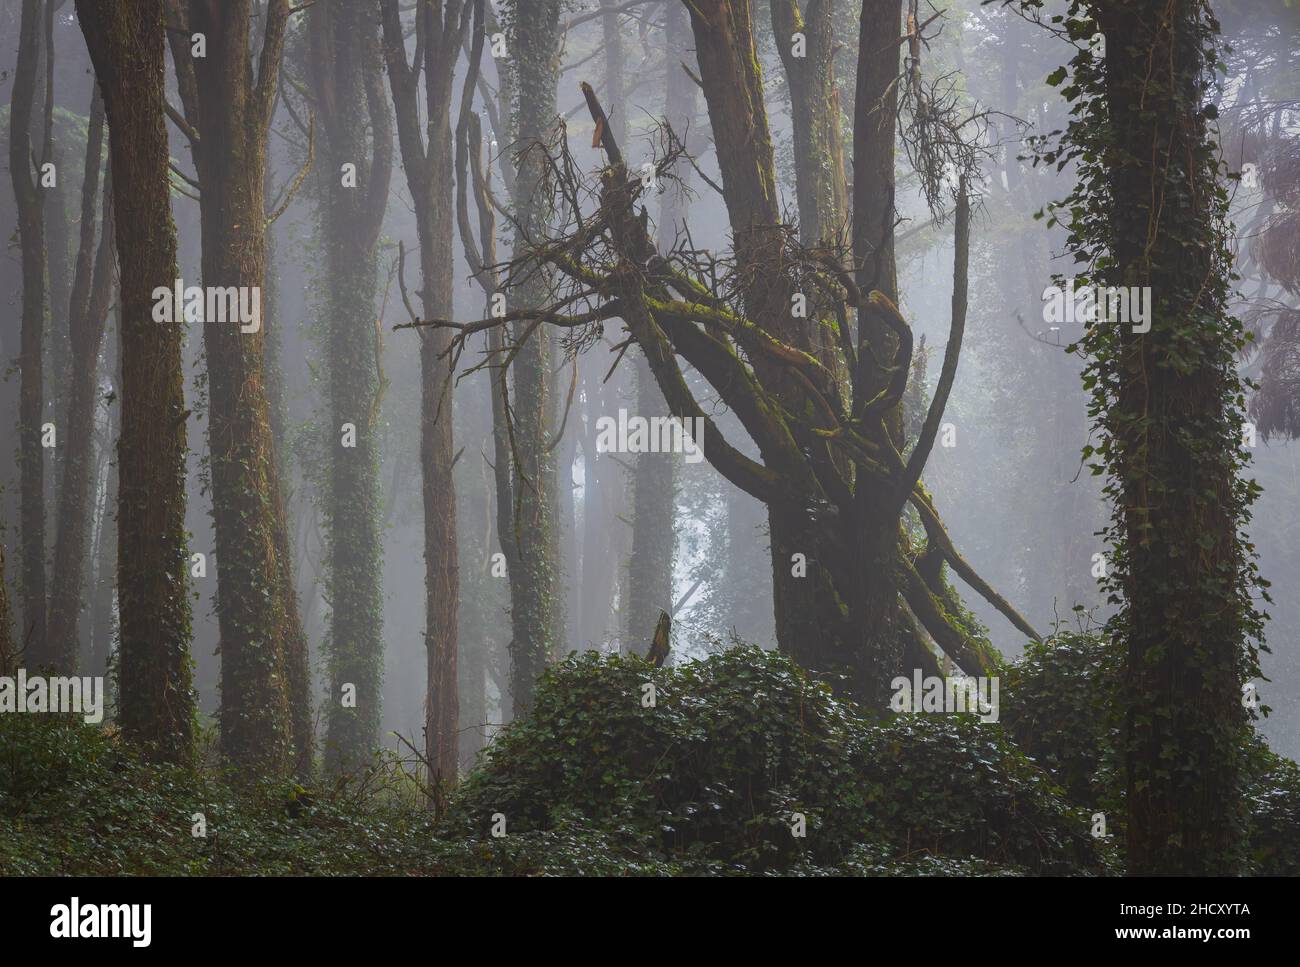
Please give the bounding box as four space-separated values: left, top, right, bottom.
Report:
0 0 1298 879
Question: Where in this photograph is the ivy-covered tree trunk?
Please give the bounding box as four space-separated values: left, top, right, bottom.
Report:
170 0 306 779
77 0 196 762
46 90 113 674
9 0 48 666
503 0 564 716
309 0 393 774
260 137 313 780
1083 0 1261 874
167 0 308 777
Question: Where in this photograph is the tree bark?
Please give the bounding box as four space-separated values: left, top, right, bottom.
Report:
308 0 393 774
9 0 48 667
46 89 112 674
1091 0 1254 875
503 0 564 716
378 0 469 789
0 543 15 678
165 0 309 777
77 0 197 762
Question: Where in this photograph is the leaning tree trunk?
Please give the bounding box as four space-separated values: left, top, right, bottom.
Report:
77 0 196 763
9 0 48 667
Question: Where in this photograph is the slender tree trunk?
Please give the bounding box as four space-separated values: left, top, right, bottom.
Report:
262 143 315 779
9 0 48 667
46 90 112 673
504 0 564 716
378 0 468 788
87 302 120 678
78 0 196 762
772 0 848 249
43 14 73 509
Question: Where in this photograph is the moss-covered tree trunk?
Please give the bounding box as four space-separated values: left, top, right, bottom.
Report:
309 0 392 774
684 0 907 705
503 0 564 716
77 0 196 763
772 0 849 250
167 0 308 777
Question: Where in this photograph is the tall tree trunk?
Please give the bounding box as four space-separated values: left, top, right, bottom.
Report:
166 0 307 777
9 0 48 667
309 0 393 774
77 0 196 763
503 0 564 716
46 90 112 673
772 0 848 249
262 141 315 780
378 0 469 789
1088 0 1257 875
42 0 74 499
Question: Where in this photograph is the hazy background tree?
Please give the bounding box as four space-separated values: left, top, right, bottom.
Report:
8 0 49 665
304 0 393 774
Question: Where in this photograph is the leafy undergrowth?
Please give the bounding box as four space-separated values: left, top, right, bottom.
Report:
1 644 1294 875
446 648 1111 875
1001 630 1300 875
